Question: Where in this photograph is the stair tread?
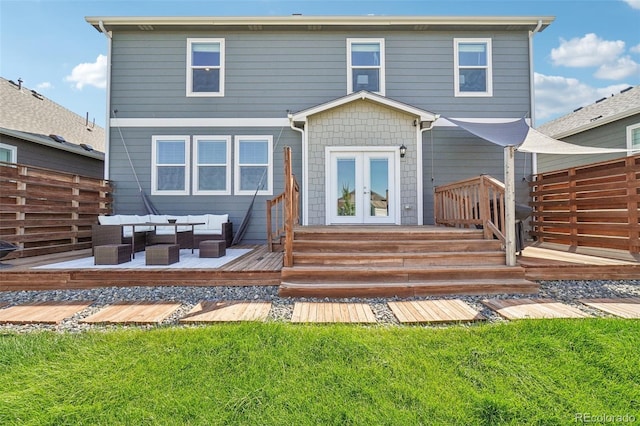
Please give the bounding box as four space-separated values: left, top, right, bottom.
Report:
281 278 535 287
283 265 523 271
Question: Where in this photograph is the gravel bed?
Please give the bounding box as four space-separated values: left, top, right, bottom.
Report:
0 280 638 334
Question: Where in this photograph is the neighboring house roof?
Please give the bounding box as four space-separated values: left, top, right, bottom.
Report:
290 90 438 124
87 15 553 33
538 85 640 139
0 127 104 161
0 76 105 152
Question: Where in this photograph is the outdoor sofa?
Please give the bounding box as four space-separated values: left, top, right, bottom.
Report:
92 214 233 254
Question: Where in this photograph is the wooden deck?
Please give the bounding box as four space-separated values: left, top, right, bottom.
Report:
388 300 485 324
81 301 182 325
0 230 639 295
0 301 93 324
0 245 282 291
291 302 377 323
181 301 272 323
580 298 640 319
482 298 591 320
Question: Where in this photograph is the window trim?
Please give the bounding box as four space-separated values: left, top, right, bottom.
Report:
234 135 273 196
347 38 385 96
0 142 17 163
186 38 225 97
193 135 231 195
627 123 640 155
453 38 493 97
151 135 191 196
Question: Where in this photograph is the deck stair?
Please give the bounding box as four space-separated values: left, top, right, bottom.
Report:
279 226 539 298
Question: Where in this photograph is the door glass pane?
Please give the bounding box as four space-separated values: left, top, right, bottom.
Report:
337 158 356 216
369 158 389 217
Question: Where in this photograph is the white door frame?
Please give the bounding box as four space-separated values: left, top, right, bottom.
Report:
325 146 401 225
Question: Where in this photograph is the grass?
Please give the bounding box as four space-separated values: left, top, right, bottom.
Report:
1 319 639 425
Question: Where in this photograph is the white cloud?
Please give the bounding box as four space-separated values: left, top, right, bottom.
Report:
594 55 640 80
534 73 630 122
65 54 107 90
551 33 625 67
623 0 640 9
631 43 640 54
36 82 53 90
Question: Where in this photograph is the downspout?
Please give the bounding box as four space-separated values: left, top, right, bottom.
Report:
98 21 112 180
528 19 543 175
417 115 440 226
288 114 307 225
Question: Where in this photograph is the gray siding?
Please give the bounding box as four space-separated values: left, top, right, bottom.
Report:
108 26 534 241
110 30 531 119
0 134 104 178
536 114 640 173
422 127 531 224
109 127 301 243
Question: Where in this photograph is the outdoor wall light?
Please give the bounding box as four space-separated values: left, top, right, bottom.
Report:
399 144 407 158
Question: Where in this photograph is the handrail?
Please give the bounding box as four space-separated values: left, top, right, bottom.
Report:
266 147 299 265
434 175 506 243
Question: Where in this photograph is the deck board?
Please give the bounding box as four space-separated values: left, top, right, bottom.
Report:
580 298 640 319
180 301 271 322
0 301 93 324
483 298 590 320
291 302 377 323
388 300 485 323
81 301 181 324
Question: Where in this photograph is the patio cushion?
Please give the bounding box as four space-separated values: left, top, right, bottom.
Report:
188 215 209 232
98 215 121 225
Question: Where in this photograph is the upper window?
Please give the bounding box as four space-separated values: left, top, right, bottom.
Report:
347 38 385 95
454 38 493 97
627 123 640 155
187 38 225 97
0 143 17 163
194 136 231 195
151 136 190 195
234 136 273 196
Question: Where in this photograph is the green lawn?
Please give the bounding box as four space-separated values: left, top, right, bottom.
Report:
1 320 639 425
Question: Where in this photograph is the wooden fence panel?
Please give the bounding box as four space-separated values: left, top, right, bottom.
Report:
0 162 112 258
530 155 640 254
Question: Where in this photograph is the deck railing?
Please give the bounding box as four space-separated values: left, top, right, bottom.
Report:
530 154 640 254
0 161 112 258
266 147 299 266
434 174 506 243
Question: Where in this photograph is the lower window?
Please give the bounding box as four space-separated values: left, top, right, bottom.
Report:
151 136 190 195
234 136 273 195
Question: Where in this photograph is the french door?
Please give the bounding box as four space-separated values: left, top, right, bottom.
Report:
327 149 399 224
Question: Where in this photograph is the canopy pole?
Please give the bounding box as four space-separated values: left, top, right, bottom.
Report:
504 146 517 266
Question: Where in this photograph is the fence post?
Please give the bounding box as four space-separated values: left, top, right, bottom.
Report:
627 156 640 253
504 146 516 266
283 147 294 267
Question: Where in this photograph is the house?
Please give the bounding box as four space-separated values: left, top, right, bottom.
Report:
87 15 553 243
0 77 105 178
536 85 640 173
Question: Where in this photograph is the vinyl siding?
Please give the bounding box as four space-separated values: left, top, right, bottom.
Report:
109 127 301 243
108 26 534 239
109 30 531 119
422 127 532 225
0 134 104 178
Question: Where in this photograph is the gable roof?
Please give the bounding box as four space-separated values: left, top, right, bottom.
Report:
87 15 553 33
0 127 104 160
537 85 640 139
0 77 105 152
290 90 438 124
